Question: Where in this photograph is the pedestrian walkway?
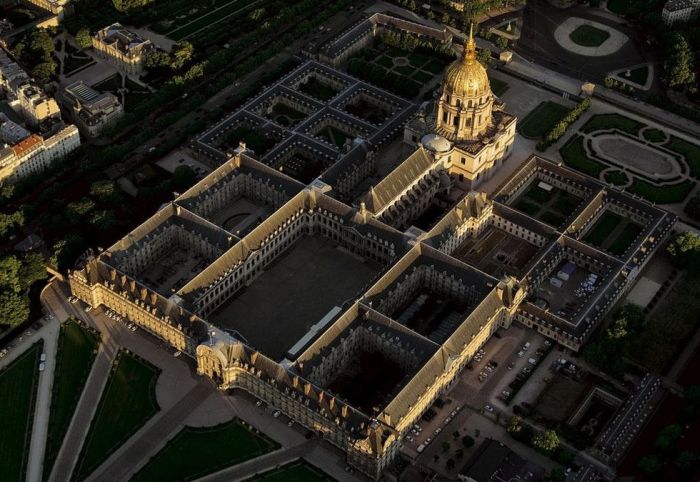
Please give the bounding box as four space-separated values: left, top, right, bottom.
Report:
25 296 60 482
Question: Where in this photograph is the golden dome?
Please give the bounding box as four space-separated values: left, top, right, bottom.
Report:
443 26 490 98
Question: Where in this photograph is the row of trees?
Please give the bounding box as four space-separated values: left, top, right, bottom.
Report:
536 97 591 151
664 32 696 92
0 252 47 328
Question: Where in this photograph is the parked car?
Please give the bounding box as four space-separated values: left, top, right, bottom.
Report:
39 362 45 372
484 405 494 413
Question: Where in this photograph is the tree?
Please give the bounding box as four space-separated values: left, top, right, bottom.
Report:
442 441 451 453
476 48 491 66
544 469 566 482
461 435 475 448
51 234 86 271
507 415 522 434
667 232 700 269
75 28 92 49
112 0 153 12
532 430 559 454
0 290 30 327
0 211 24 238
90 180 120 204
19 251 47 287
655 424 682 451
638 455 662 476
675 451 698 474
446 458 456 469
0 255 23 292
665 32 696 89
170 41 194 70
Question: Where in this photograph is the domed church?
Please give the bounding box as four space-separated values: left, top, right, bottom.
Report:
404 25 516 189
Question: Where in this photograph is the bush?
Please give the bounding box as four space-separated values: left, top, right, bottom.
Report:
461 435 475 448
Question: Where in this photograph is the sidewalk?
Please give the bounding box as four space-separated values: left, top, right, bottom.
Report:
25 307 60 482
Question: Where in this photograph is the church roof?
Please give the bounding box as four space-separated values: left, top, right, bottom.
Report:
361 147 436 214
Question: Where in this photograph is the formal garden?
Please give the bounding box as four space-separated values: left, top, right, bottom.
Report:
245 459 337 482
583 211 643 256
42 320 101 481
512 183 581 227
132 419 279 482
0 342 42 482
73 351 161 480
559 113 700 207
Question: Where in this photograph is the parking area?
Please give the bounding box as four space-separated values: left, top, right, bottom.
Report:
399 325 551 459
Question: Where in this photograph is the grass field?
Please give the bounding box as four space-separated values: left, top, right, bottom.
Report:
132 419 279 482
569 25 610 47
559 136 606 177
631 269 700 373
584 211 621 247
580 114 645 135
627 178 694 204
604 170 629 186
43 321 100 481
665 136 700 178
626 65 649 86
73 352 160 480
244 459 337 482
607 0 635 15
490 77 509 97
608 223 641 256
0 342 42 482
518 101 569 139
642 128 665 143
167 0 255 40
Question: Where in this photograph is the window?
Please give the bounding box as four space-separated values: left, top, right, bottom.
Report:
453 116 460 127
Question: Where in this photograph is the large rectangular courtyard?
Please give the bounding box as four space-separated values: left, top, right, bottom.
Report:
209 235 382 361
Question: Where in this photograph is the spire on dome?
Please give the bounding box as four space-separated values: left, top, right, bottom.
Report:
463 22 477 64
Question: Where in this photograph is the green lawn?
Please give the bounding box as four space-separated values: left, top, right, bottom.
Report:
608 222 642 256
584 211 621 247
376 55 394 69
642 128 665 143
540 211 565 227
43 320 100 481
73 352 160 480
63 55 94 75
607 0 635 15
604 170 629 186
524 185 552 204
490 77 509 97
0 342 42 482
665 136 700 178
168 0 253 40
632 269 700 373
244 459 337 482
412 70 434 83
298 77 339 101
559 136 606 177
627 179 694 204
580 114 645 135
514 199 539 216
626 65 649 86
569 24 610 47
518 101 570 139
132 419 279 482
94 74 123 92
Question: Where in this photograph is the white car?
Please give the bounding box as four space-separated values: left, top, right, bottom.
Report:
273 410 281 418
173 351 181 358
130 325 137 332
256 400 263 407
484 405 494 413
85 306 92 312
39 362 45 372
40 353 46 362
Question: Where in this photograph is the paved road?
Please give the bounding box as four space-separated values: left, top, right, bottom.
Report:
25 285 62 482
46 282 120 482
